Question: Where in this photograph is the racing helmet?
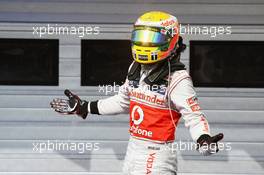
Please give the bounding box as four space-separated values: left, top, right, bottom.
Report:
131 11 180 64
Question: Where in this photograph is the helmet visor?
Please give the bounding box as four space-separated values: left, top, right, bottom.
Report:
131 29 169 47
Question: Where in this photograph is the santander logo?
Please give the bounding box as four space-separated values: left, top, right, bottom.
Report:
161 19 175 27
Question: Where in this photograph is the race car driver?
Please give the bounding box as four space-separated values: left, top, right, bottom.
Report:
50 11 224 175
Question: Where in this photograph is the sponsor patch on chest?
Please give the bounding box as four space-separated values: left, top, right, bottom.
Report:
129 90 166 106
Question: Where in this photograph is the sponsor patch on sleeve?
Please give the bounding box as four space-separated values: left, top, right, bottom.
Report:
191 104 201 112
186 96 201 112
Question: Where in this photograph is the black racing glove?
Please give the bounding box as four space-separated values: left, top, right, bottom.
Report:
196 133 224 156
50 89 88 119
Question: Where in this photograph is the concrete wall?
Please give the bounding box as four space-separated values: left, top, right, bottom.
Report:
0 0 264 174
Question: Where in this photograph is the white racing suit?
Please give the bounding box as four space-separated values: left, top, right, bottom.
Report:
88 66 210 175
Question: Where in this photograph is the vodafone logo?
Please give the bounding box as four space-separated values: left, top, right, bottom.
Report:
131 105 144 125
130 104 153 138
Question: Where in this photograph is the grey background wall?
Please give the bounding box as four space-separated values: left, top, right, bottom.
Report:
0 0 264 174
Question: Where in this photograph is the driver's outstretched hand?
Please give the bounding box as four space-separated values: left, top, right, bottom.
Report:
50 89 88 119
